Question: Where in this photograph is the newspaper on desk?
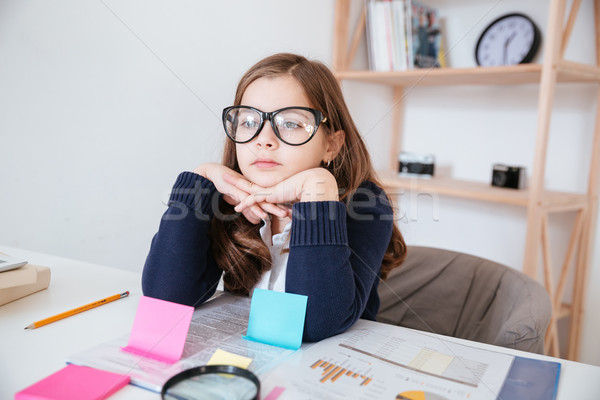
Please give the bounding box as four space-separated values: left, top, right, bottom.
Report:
68 292 298 392
69 292 523 399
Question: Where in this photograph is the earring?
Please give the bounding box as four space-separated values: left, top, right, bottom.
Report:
326 159 331 167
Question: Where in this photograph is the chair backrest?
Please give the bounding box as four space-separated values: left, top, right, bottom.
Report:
377 246 552 354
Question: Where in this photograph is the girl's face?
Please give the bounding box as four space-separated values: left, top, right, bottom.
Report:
235 76 332 188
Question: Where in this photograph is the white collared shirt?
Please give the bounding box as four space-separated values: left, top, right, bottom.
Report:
251 218 291 294
217 218 291 294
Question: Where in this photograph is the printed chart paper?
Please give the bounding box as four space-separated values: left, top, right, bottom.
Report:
260 320 517 399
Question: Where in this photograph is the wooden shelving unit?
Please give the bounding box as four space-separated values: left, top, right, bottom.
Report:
332 0 600 360
377 171 589 210
336 61 600 86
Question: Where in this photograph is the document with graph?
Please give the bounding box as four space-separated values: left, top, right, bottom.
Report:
261 319 560 400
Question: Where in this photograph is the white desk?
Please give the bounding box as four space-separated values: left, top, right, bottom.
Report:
0 246 151 399
1 245 600 399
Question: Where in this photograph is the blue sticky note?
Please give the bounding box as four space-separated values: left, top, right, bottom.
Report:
243 289 308 350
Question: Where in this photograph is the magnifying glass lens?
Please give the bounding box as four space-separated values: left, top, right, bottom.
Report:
163 371 258 400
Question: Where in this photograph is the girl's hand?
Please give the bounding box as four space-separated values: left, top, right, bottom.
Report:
231 168 339 214
194 163 287 224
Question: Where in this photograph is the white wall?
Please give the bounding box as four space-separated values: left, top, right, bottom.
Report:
0 0 332 265
0 0 598 365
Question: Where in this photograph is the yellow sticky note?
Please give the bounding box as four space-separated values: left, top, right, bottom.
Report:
207 348 252 369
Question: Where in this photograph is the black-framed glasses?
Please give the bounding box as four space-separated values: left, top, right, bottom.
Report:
222 105 327 146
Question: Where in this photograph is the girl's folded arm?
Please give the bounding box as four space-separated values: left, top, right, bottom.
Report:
142 172 222 306
286 183 394 341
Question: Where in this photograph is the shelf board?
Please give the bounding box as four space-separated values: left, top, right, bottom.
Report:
558 60 600 83
558 303 572 319
377 170 588 210
336 61 600 87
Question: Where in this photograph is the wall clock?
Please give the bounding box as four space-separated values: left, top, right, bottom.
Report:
475 13 541 67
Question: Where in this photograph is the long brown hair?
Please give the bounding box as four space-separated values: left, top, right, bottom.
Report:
210 53 406 294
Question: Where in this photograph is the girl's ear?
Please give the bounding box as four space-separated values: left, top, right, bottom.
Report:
325 130 345 162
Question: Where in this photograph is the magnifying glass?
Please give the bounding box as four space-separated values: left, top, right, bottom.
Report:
161 365 260 400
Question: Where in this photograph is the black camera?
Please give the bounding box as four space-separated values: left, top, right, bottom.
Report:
491 164 526 189
398 152 435 177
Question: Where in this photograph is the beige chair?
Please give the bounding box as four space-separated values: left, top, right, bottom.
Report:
377 246 552 354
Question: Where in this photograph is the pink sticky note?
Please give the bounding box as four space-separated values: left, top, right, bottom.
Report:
121 296 194 364
15 364 129 400
264 386 286 400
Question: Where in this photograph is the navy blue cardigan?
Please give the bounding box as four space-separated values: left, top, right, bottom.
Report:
142 171 394 341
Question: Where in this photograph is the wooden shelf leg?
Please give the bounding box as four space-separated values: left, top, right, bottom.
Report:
332 0 350 72
567 0 600 358
346 5 366 71
560 0 582 58
567 68 600 360
568 211 590 359
541 214 560 357
553 210 584 311
388 87 405 171
523 0 567 279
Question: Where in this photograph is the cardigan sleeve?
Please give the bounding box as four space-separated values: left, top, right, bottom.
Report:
141 171 223 306
285 181 394 341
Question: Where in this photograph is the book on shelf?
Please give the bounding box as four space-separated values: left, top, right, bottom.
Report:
365 0 446 71
410 0 446 68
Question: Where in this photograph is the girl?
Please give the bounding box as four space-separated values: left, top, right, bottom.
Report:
142 53 406 341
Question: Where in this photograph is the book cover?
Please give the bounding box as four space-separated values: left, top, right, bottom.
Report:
498 356 561 400
366 0 391 71
391 0 408 70
365 0 376 70
410 1 446 68
366 0 410 71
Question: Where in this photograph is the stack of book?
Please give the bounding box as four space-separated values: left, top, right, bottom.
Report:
366 0 446 71
0 261 50 306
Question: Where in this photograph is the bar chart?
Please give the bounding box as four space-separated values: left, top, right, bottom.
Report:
310 358 373 386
